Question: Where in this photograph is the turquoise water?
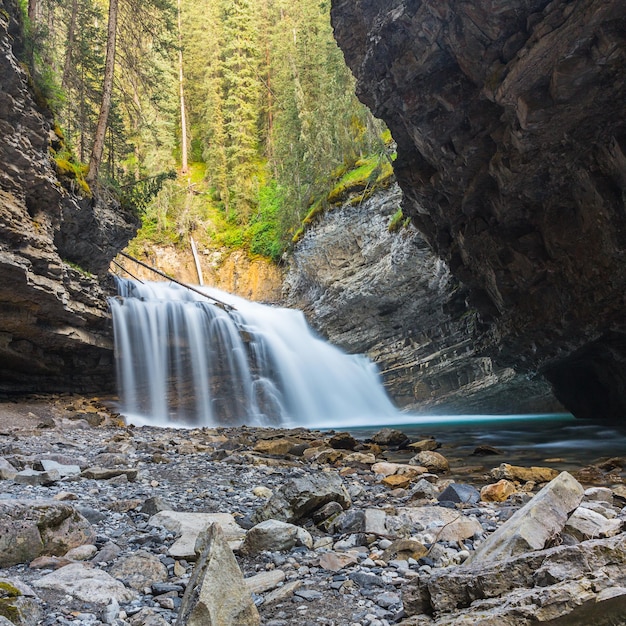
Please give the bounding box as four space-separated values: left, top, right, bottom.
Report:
339 414 626 474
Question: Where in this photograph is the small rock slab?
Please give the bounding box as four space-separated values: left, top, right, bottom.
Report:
109 549 168 590
176 523 259 626
240 519 312 555
81 467 138 481
466 471 584 565
244 569 286 594
33 563 137 604
565 506 623 541
395 506 483 542
318 551 359 572
149 511 245 560
490 463 559 484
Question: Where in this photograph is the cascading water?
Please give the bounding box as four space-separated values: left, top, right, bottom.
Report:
108 278 399 428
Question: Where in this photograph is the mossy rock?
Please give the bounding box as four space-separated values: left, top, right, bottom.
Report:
0 581 42 626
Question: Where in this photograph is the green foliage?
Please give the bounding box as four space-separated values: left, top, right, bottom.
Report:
248 181 285 261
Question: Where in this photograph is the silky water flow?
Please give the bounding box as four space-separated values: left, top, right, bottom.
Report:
109 278 399 428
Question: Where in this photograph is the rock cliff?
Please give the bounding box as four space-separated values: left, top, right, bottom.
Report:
284 185 560 413
331 0 626 421
0 0 138 393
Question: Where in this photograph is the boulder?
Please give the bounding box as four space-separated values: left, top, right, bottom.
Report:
240 520 313 554
14 468 60 486
250 472 351 524
395 506 483 542
564 507 623 541
108 549 168 590
318 551 359 572
480 479 517 503
466 472 584 565
330 508 388 536
148 511 245 560
33 563 136 604
176 523 260 626
490 463 559 484
371 428 409 447
0 458 17 480
0 499 95 567
328 432 358 450
407 438 439 452
253 438 295 456
410 451 449 473
372 462 427 478
437 483 480 505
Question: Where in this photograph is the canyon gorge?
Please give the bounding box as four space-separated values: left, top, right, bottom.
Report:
1 0 625 423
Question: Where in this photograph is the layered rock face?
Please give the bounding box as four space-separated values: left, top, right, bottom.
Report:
284 185 560 413
330 0 626 420
0 1 138 393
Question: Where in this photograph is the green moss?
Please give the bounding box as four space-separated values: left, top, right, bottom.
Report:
0 581 21 597
50 144 92 198
388 208 404 232
0 583 22 623
64 259 94 278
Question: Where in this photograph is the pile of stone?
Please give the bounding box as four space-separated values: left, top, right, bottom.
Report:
0 399 624 626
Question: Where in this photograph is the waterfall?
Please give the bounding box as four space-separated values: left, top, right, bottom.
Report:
108 278 399 428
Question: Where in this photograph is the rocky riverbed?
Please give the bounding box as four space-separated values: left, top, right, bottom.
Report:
1 396 625 626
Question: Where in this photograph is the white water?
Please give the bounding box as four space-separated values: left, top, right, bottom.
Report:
109 279 400 428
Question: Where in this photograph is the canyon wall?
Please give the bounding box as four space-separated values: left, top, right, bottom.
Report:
284 185 560 414
0 0 138 394
331 0 626 421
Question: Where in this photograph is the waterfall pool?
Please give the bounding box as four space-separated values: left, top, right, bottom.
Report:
341 413 626 474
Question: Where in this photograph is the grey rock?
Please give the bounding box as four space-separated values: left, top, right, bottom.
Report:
395 506 483 543
240 520 313 555
39 459 81 477
33 563 137 604
370 429 409 447
251 472 351 524
176 523 260 626
349 571 385 588
148 511 245 560
294 589 323 601
14 468 60 486
437 483 480 505
108 549 168 590
0 457 17 480
244 570 286 594
564 506 623 541
466 472 584 565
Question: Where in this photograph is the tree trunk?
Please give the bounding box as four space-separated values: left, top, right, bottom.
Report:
177 0 189 174
87 0 119 186
61 0 79 90
27 0 39 24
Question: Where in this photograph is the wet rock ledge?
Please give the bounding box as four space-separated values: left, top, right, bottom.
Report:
0 398 625 625
330 0 626 422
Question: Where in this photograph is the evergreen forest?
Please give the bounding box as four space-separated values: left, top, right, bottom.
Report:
23 0 392 262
